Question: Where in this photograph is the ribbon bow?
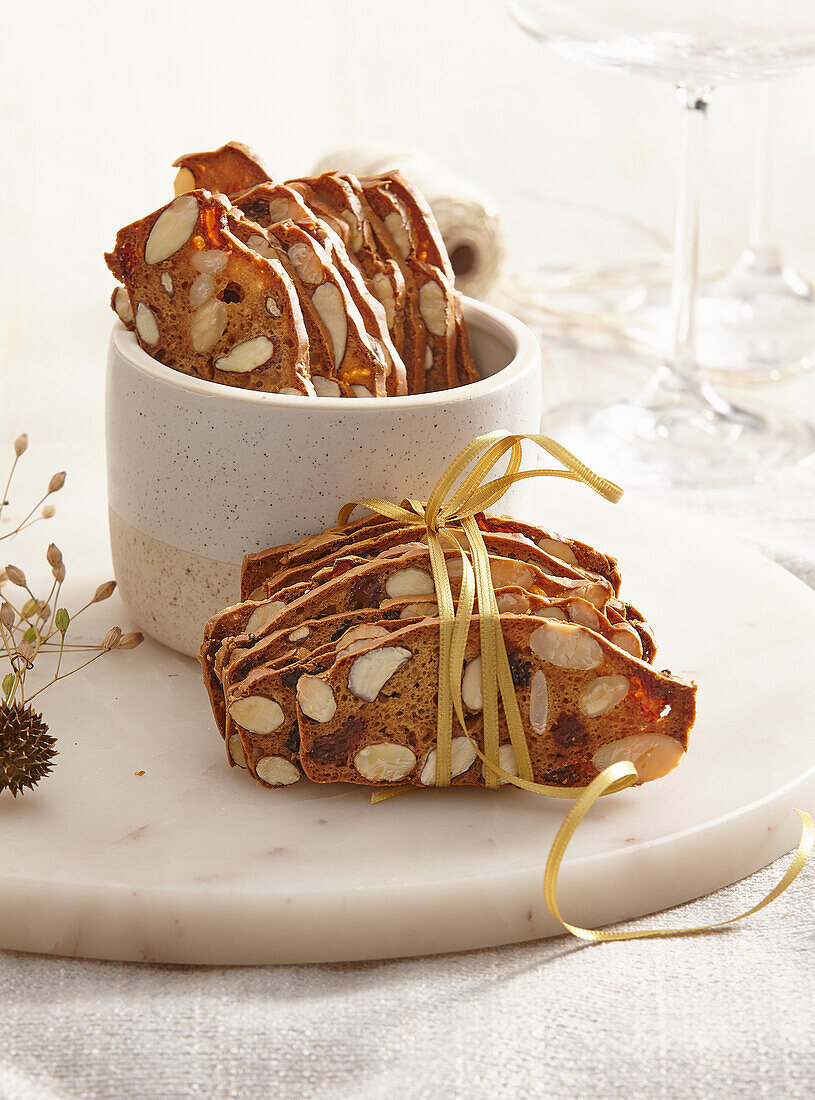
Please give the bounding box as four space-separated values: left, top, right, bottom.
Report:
339 432 812 940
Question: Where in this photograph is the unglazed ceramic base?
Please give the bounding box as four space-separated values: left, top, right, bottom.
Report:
1 444 814 964
108 508 238 657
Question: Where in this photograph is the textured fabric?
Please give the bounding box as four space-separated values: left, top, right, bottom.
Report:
3 392 815 1097
1 859 814 1100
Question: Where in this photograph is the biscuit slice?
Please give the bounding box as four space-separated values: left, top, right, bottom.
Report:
222 582 655 750
172 141 271 198
274 541 645 650
223 612 426 784
263 219 394 398
452 295 481 386
360 180 459 391
228 216 339 394
234 181 319 231
289 173 416 385
295 615 695 788
240 515 404 599
232 185 376 396
240 511 622 601
304 221 407 396
380 587 653 661
361 173 481 388
258 527 612 607
363 170 454 281
237 185 407 395
208 558 653 762
233 179 353 256
105 191 313 393
475 514 622 595
245 547 619 665
212 600 426 761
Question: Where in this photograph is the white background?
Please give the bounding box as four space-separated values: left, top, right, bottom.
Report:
2 0 815 439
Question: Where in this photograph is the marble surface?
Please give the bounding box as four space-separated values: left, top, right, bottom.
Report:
0 443 813 965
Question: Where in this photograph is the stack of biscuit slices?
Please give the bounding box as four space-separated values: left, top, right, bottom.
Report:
106 141 480 397
200 511 697 791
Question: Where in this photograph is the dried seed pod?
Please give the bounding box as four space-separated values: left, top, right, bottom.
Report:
118 632 144 650
13 434 28 456
46 544 63 568
17 640 35 660
102 627 122 651
52 563 66 583
47 471 66 494
37 603 50 622
0 602 14 628
0 702 58 796
4 565 26 588
93 581 117 603
40 505 55 519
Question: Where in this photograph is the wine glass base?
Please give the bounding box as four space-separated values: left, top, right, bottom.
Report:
541 392 815 489
630 251 815 384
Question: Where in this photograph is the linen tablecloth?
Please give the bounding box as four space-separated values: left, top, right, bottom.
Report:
1 343 814 1099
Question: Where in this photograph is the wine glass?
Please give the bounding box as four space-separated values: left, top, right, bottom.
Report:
631 83 815 383
507 0 815 488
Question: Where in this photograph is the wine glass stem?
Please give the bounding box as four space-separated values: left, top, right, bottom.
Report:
664 85 711 394
748 84 773 258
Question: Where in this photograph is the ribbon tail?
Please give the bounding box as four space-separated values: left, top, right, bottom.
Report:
544 769 814 942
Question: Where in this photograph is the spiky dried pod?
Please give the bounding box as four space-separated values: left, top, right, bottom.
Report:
0 703 57 796
102 627 122 651
93 581 117 603
46 544 62 568
13 434 28 457
0 603 14 629
47 471 66 494
4 565 26 587
118 632 144 650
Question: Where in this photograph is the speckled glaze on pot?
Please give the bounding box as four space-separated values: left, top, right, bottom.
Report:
106 297 543 656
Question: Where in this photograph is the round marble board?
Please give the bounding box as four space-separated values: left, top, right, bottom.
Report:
1 442 813 965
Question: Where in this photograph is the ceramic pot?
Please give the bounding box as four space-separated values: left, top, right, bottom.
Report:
105 297 543 656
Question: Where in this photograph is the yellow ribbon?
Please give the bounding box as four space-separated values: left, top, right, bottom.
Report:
545 764 814 941
340 431 812 939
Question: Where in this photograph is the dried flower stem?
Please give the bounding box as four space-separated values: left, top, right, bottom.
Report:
54 628 66 680
0 490 52 542
0 435 141 724
0 622 18 697
0 453 22 524
26 651 106 704
13 513 53 535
